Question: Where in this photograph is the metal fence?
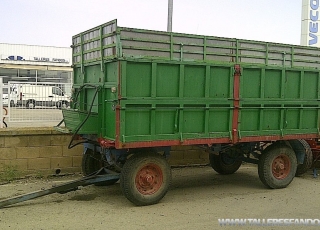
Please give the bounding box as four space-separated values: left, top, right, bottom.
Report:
1 80 72 127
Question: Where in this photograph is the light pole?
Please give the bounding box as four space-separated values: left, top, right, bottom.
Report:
167 0 173 32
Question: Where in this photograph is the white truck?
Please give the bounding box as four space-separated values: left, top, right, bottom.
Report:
2 85 18 107
16 84 70 109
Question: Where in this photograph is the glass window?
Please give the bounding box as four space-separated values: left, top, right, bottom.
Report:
18 69 37 82
37 70 71 83
2 87 8 94
0 68 19 83
52 87 63 96
0 68 72 84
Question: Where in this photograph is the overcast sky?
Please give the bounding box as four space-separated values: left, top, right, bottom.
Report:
0 0 302 47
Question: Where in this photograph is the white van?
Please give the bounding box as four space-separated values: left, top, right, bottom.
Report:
16 84 70 109
2 85 18 107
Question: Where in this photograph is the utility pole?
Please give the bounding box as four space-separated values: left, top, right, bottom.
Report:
167 0 173 32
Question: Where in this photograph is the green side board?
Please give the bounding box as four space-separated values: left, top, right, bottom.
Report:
63 19 320 146
65 60 320 144
119 61 233 142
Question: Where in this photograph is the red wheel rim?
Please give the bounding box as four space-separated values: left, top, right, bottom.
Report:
135 163 163 195
272 154 291 179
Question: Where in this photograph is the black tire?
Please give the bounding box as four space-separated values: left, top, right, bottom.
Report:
120 152 171 206
26 100 35 109
2 121 7 128
258 144 297 189
209 148 242 175
82 149 118 186
9 100 15 107
57 101 69 109
289 139 313 176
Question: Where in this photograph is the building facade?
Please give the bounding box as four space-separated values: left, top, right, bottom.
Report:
0 43 72 84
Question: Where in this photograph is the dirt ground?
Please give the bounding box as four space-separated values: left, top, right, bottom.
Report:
0 164 320 230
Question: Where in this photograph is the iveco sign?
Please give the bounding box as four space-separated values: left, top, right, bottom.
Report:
309 0 319 45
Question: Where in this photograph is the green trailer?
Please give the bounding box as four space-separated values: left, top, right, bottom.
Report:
58 19 318 205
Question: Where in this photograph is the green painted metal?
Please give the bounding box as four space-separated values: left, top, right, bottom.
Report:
72 20 320 69
62 109 100 134
63 19 320 147
239 67 320 138
118 61 233 143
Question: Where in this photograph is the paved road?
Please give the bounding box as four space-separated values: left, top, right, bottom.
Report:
0 165 319 229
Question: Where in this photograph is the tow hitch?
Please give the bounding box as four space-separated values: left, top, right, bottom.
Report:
0 168 120 208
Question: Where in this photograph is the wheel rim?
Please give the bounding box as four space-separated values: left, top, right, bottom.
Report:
272 154 291 179
28 101 34 108
135 163 163 195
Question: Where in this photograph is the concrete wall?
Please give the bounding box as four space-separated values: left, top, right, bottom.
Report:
0 127 83 177
0 127 209 177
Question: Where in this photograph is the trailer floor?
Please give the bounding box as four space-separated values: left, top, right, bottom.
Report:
0 165 319 230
